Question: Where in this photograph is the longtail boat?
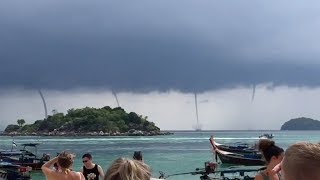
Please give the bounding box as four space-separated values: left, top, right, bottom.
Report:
159 161 266 179
209 136 265 166
0 143 50 170
0 162 32 180
209 136 260 155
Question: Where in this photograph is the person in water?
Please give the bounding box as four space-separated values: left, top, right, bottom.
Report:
81 153 105 180
42 151 85 180
254 139 284 180
104 157 151 180
271 142 320 180
133 151 143 161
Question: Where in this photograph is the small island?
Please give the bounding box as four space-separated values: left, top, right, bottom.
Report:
3 106 173 136
281 117 320 130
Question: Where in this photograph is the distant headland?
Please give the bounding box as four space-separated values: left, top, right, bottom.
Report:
2 106 173 136
281 117 320 130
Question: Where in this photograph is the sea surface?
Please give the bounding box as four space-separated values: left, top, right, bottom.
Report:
0 131 319 180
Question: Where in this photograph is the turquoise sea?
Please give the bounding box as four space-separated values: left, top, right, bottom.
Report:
0 131 319 180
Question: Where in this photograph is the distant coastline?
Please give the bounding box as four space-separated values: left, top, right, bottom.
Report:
3 106 173 137
281 117 320 130
0 130 173 137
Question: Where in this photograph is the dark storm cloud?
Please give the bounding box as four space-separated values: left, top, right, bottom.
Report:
1 0 320 92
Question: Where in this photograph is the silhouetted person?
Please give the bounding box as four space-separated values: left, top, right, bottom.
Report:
133 151 143 161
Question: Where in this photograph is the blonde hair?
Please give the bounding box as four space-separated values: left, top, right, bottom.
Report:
104 158 151 180
282 142 320 180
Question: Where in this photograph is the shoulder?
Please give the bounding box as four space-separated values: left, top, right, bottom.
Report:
254 173 264 180
79 172 85 180
97 164 103 170
81 166 85 173
72 171 85 180
41 167 54 176
97 164 104 174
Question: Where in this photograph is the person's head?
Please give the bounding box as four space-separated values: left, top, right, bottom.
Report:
258 139 284 165
133 151 143 161
282 142 320 180
82 153 93 165
57 151 75 170
104 158 151 180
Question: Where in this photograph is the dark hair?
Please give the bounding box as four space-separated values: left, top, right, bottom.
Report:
133 151 143 161
259 139 284 163
82 153 92 159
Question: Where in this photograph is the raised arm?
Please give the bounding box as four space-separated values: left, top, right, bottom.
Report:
254 174 263 180
41 156 58 176
271 161 282 180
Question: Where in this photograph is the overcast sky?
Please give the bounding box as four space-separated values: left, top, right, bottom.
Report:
1 1 320 130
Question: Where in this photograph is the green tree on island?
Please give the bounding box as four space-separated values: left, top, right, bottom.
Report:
17 119 25 127
5 106 160 134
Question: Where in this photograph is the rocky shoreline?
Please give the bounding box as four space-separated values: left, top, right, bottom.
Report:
0 130 174 137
